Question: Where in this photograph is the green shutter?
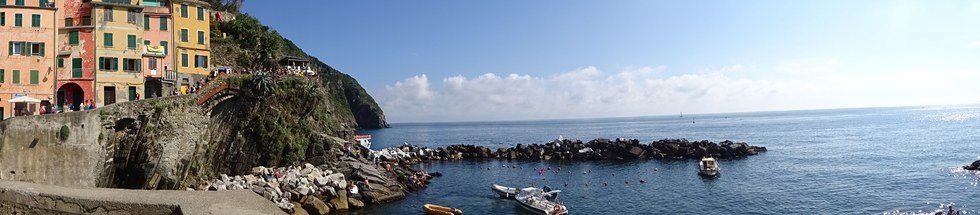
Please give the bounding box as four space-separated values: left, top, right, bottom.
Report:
58 58 64 68
181 4 188 18
31 14 39 28
12 70 19 84
14 13 21 27
160 17 167 30
143 15 149 30
69 31 79 45
104 33 112 47
127 35 136 49
7 42 11 55
38 43 43 56
29 70 37 85
112 58 118 71
160 41 168 55
15 0 22 6
72 58 82 78
181 54 187 67
1 12 5 26
0 69 4 83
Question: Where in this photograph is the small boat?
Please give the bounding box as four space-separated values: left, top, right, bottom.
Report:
354 134 372 149
515 188 567 215
492 184 519 198
699 157 720 177
423 204 463 215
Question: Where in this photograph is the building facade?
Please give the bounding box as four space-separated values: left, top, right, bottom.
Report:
0 0 57 118
141 0 174 98
92 0 145 106
171 0 209 93
56 0 97 111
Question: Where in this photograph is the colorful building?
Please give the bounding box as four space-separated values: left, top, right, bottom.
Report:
91 0 146 106
171 0 209 93
56 0 97 111
0 0 57 118
141 0 174 98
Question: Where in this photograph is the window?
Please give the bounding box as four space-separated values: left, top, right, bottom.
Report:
72 58 82 78
15 0 23 6
180 29 188 42
127 35 136 49
143 15 149 30
0 69 4 83
14 13 22 27
127 9 138 25
10 42 25 56
1 12 5 26
195 55 208 68
181 53 188 67
12 70 19 84
160 41 168 55
148 58 157 70
144 40 150 45
38 0 48 7
65 17 73 27
197 7 204 21
29 70 38 85
160 17 167 30
103 7 113 22
30 42 43 56
104 33 113 47
128 86 136 100
180 4 188 18
31 14 39 28
99 57 118 71
122 59 140 72
0 0 5 5
143 0 160 7
58 58 64 68
69 31 79 45
82 16 91 25
197 31 205 45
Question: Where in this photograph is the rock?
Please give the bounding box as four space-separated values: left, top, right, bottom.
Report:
292 203 309 215
252 166 267 175
296 185 311 196
301 196 331 215
965 160 980 171
329 190 349 210
277 199 295 212
220 174 231 183
314 177 329 187
348 197 364 209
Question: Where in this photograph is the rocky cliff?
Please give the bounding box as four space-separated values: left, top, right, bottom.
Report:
209 10 389 130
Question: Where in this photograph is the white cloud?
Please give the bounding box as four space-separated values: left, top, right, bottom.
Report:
966 41 980 48
376 64 980 123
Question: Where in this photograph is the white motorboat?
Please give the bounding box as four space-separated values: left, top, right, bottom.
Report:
515 187 567 215
491 184 519 198
699 157 720 177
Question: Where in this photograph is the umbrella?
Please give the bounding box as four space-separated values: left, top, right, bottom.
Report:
9 96 42 103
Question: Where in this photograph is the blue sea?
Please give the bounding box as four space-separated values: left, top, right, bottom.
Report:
357 106 980 214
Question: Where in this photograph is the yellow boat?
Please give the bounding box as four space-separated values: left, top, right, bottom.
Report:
423 204 463 215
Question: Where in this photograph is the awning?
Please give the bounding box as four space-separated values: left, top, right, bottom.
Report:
9 96 42 103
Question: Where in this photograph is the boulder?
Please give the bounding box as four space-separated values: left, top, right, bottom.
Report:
292 203 309 215
348 197 364 209
330 190 349 210
301 196 331 215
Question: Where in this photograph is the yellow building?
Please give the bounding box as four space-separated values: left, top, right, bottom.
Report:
170 0 210 90
91 0 146 106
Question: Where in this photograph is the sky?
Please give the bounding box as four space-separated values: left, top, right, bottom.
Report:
243 0 980 123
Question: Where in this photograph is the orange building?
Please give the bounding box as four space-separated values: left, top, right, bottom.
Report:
0 0 57 118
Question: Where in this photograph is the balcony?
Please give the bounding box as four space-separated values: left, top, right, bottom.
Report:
102 0 133 4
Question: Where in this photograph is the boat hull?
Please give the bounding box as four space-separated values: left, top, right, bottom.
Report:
491 184 518 199
424 204 463 215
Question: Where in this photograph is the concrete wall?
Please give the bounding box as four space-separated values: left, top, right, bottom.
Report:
0 109 105 187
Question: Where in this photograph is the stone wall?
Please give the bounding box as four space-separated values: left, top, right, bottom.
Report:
0 109 105 187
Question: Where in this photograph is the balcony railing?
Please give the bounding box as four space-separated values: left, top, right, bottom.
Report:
101 0 133 4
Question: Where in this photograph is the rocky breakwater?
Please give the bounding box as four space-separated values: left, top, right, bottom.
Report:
193 161 435 214
374 138 767 163
965 160 980 171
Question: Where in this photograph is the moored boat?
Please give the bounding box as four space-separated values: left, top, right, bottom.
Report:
423 204 463 215
492 184 519 198
699 157 720 177
515 188 567 215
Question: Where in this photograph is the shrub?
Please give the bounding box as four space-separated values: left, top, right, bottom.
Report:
58 125 70 141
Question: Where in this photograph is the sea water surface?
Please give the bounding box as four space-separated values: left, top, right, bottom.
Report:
357 106 980 214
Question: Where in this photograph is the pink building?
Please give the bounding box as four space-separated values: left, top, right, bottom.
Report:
142 1 176 98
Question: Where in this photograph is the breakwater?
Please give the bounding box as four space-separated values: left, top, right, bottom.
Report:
373 138 767 163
